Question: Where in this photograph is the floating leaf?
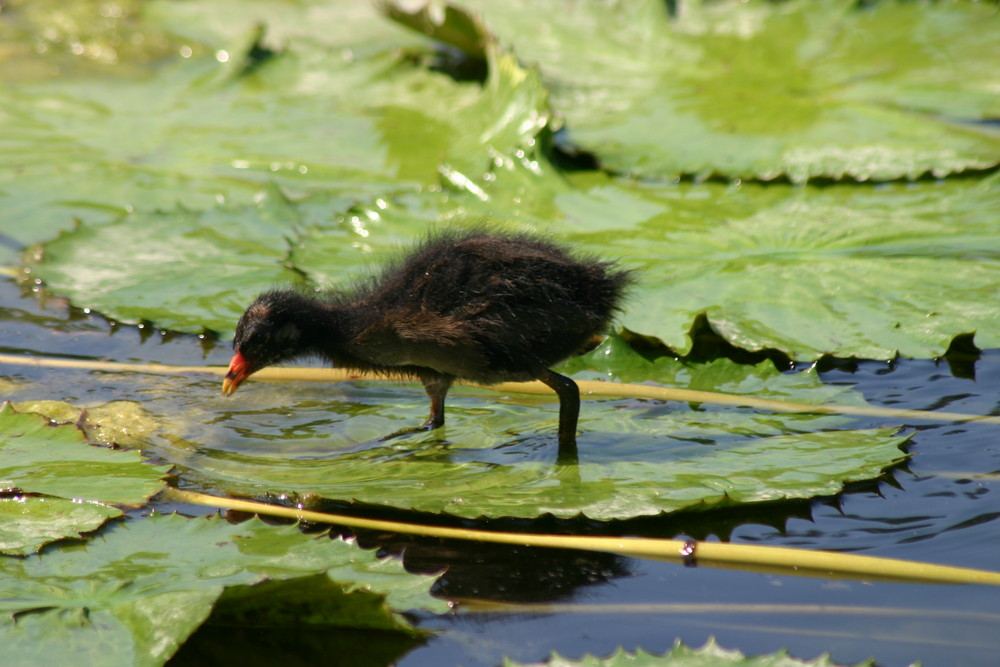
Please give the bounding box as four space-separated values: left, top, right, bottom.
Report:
145 0 428 55
0 403 170 554
0 513 445 667
23 31 552 333
0 498 121 559
157 355 908 520
291 163 1000 359
616 176 1000 359
28 194 302 333
1 4 549 246
408 0 1000 181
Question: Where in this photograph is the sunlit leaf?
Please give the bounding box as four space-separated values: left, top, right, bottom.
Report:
404 0 1000 181
145 0 427 55
1 1 549 246
0 498 120 558
29 194 302 333
294 164 1000 359
0 0 182 81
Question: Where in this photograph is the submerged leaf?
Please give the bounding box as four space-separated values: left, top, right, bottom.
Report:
0 403 170 554
504 636 870 666
13 400 161 448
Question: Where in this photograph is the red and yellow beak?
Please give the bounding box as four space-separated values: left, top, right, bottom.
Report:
222 351 251 396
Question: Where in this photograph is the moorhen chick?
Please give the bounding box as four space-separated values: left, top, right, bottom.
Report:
222 230 631 452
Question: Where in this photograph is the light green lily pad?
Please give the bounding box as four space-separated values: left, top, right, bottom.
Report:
28 193 303 333
0 403 170 555
36 147 999 359
505 637 870 666
0 3 549 247
615 176 1000 359
145 0 427 56
0 513 445 667
304 162 1000 359
158 354 908 520
22 29 553 333
0 0 182 81
397 0 1000 181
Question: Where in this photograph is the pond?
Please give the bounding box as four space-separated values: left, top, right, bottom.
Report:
2 2 998 663
3 274 998 666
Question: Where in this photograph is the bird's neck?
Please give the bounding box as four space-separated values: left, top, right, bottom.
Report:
293 299 381 372
291 299 346 355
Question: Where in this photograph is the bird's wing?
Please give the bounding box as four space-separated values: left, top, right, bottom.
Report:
352 308 493 378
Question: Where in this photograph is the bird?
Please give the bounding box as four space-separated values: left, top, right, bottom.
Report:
222 229 632 453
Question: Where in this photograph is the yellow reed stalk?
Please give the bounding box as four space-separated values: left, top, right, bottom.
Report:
162 487 1000 587
3 352 1000 425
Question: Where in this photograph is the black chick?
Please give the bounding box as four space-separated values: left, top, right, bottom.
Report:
223 230 632 451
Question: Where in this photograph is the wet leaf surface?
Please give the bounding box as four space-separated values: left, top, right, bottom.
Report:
161 353 908 520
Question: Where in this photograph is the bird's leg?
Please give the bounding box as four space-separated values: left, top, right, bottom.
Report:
538 368 580 458
420 373 454 429
372 373 454 444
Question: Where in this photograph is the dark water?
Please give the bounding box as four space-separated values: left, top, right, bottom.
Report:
2 278 998 667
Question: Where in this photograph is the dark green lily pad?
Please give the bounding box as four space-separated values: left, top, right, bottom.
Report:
0 513 445 667
405 0 1000 181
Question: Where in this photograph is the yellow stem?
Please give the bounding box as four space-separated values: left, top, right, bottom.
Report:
2 352 999 425
162 487 1000 587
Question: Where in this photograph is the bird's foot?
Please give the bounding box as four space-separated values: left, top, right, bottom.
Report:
379 420 442 443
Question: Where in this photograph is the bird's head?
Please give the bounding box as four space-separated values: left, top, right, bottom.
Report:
222 291 307 395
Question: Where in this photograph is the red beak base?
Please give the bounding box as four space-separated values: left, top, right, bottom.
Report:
222 351 251 396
